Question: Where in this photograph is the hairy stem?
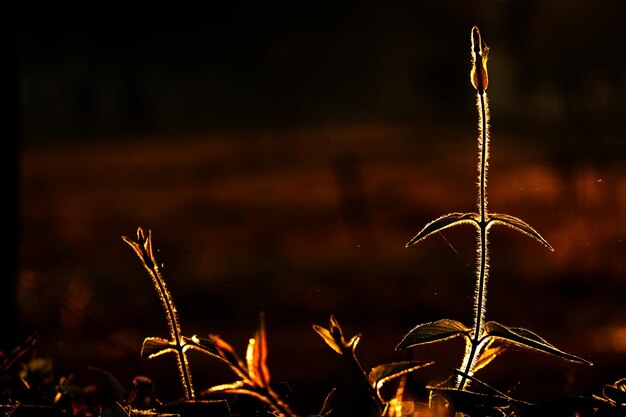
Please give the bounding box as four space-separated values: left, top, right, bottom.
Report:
124 230 196 400
458 90 490 390
148 260 195 399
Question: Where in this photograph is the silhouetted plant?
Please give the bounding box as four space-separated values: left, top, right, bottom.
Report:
396 25 591 400
313 315 433 416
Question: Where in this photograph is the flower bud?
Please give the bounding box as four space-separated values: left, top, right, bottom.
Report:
470 26 489 92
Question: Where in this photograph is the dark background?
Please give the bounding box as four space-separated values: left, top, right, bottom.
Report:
8 1 626 414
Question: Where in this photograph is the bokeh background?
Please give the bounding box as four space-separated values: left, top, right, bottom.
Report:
7 1 626 413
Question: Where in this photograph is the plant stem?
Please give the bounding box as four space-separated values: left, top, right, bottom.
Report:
458 90 490 390
150 264 195 400
348 350 385 411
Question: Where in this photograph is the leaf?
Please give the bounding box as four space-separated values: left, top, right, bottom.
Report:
483 322 591 364
406 212 478 247
141 337 176 360
346 334 361 352
329 315 346 345
202 381 268 404
313 325 342 354
122 228 153 266
369 361 434 387
451 370 527 405
396 319 470 349
472 340 507 373
202 381 270 403
488 214 554 251
246 313 270 387
207 334 250 382
182 335 221 359
203 380 246 394
428 387 510 410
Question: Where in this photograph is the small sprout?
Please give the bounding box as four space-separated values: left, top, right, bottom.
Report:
201 313 297 417
313 315 361 355
314 315 432 414
123 227 221 400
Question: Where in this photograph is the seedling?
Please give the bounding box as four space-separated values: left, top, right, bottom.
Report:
396 26 591 396
201 313 297 417
313 315 433 416
122 227 219 400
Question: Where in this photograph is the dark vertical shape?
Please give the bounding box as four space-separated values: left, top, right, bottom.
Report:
2 19 21 350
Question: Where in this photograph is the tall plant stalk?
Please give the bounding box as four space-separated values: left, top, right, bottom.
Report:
457 26 492 389
397 26 589 397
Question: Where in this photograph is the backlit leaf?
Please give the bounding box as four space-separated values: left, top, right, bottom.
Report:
329 315 344 344
483 322 591 364
140 337 175 360
247 313 270 387
182 335 221 359
406 212 478 247
347 334 361 352
208 334 247 378
369 361 434 386
203 380 246 394
396 319 470 349
428 387 510 410
488 214 553 250
473 339 507 373
203 381 268 404
313 325 342 354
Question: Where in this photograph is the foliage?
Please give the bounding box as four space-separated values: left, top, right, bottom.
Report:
3 25 625 417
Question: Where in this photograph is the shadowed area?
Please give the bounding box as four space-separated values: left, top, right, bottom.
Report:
13 1 626 414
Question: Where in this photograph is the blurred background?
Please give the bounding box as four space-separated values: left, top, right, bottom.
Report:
7 0 626 413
